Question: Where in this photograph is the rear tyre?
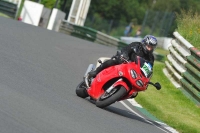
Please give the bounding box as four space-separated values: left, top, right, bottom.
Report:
76 81 89 98
96 86 127 108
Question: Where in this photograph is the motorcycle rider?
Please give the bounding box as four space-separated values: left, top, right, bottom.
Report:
88 35 158 79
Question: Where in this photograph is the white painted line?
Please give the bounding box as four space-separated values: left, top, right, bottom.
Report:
121 99 179 133
120 101 169 133
155 121 179 133
127 99 142 108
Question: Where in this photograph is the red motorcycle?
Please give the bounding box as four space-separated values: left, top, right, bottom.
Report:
76 54 161 108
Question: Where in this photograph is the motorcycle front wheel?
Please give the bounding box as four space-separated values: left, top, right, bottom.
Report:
96 86 127 108
76 81 89 98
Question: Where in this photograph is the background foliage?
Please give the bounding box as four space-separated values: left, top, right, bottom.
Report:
28 0 200 37
176 10 200 49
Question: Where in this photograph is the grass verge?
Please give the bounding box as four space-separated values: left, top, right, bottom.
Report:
176 10 200 49
135 48 200 133
0 13 10 18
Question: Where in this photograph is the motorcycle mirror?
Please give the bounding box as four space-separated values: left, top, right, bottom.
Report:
154 82 161 90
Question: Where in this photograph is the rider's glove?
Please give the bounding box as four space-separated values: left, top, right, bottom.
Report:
112 51 129 62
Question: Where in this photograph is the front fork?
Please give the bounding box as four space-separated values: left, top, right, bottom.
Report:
84 64 95 88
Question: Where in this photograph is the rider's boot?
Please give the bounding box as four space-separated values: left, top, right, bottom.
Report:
88 65 104 78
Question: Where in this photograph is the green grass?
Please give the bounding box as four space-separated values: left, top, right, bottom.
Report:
135 48 200 133
176 10 200 49
154 48 169 63
155 48 169 56
0 12 11 18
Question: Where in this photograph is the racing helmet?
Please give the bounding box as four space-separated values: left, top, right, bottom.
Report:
141 35 157 54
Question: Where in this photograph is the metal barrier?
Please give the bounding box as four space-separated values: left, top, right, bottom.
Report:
0 0 17 18
163 31 200 105
58 20 127 49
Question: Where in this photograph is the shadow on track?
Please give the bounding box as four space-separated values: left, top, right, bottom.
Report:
86 98 154 126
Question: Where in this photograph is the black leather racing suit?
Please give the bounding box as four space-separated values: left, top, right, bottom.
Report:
89 42 155 77
121 42 154 63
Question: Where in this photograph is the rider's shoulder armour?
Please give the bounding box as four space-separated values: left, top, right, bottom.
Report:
131 43 142 54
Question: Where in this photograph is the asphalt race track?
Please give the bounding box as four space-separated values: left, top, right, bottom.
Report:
0 17 171 133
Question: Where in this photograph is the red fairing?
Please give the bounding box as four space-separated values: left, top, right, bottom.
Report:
87 57 151 100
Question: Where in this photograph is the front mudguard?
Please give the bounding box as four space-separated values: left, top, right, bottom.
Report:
112 79 138 100
112 79 130 92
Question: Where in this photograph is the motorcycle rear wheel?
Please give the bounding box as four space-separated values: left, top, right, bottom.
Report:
96 86 126 108
76 81 89 98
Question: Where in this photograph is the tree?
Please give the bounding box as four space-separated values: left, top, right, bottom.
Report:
89 0 145 23
41 0 57 8
59 0 73 19
152 0 180 12
29 0 58 8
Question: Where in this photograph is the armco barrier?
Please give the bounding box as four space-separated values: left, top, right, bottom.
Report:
58 20 127 49
72 24 97 42
0 0 17 18
95 31 118 46
163 31 200 105
58 21 74 34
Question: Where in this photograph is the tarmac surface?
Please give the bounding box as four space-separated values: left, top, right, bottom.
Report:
0 16 173 133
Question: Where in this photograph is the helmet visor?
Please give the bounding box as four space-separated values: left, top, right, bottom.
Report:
146 43 156 51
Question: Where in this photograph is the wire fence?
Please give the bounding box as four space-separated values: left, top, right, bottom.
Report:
84 10 175 38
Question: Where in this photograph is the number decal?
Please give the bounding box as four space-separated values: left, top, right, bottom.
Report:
141 62 152 77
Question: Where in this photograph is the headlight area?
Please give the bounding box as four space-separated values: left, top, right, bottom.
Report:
130 70 145 88
136 80 144 87
130 69 137 79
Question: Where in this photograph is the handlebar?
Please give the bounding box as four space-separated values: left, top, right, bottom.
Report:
120 56 129 63
111 53 129 63
148 82 161 90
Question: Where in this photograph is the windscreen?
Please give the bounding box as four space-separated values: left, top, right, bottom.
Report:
139 57 153 78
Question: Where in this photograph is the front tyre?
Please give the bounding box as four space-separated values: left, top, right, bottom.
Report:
96 86 127 108
76 81 89 98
